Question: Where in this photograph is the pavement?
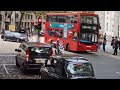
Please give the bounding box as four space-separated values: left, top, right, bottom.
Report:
98 41 120 60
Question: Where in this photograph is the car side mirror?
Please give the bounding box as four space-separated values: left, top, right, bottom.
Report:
15 49 18 52
18 50 22 52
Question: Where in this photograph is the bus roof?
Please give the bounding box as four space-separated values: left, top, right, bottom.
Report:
47 12 98 16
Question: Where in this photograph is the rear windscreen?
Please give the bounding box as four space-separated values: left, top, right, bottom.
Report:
30 47 52 57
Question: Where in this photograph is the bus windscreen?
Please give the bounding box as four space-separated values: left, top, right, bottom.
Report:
80 16 98 24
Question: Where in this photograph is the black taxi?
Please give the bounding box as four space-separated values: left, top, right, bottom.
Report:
40 54 95 79
15 42 53 74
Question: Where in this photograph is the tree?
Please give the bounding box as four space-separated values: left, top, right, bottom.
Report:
17 11 25 31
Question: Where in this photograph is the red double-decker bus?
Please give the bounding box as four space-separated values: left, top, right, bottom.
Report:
44 12 101 52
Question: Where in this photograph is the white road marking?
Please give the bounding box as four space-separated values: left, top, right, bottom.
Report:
0 64 16 66
0 55 16 56
3 64 9 74
116 72 120 75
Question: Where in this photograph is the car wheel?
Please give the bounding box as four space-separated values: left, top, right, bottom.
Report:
15 57 20 67
22 64 28 74
3 37 6 41
16 39 20 43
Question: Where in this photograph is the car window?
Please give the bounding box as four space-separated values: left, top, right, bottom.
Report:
12 32 21 37
66 63 93 76
30 47 52 54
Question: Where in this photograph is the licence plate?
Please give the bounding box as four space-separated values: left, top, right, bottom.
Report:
86 50 91 51
35 59 45 64
86 46 91 48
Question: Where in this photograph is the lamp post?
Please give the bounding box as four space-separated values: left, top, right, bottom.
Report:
15 11 16 31
118 17 120 38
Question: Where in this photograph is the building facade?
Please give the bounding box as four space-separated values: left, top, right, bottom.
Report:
95 11 120 41
0 11 39 30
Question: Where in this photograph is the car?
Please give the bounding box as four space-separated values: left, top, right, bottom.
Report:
1 30 9 39
2 31 28 42
40 54 95 79
15 42 53 74
18 28 26 34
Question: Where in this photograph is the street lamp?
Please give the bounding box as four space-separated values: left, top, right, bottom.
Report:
15 11 16 31
118 17 120 38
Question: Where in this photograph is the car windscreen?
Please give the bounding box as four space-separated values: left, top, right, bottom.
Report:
66 63 93 76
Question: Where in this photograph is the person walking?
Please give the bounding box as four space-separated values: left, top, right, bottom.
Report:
103 33 107 41
98 38 102 51
103 39 106 52
118 37 120 51
113 36 119 55
111 37 115 49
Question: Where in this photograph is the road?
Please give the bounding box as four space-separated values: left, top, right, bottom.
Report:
0 36 120 79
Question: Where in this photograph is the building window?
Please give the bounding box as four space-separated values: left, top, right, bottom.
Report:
106 23 108 31
15 14 18 19
31 15 33 19
28 15 30 19
28 22 29 28
107 11 109 14
25 15 27 20
107 17 108 19
21 22 23 28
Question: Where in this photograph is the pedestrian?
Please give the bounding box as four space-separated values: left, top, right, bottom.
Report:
103 33 107 41
98 38 102 50
103 39 106 52
111 37 115 49
118 37 120 51
56 38 64 55
113 36 119 55
56 38 60 55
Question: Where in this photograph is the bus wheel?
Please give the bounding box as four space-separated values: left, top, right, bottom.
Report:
66 44 70 51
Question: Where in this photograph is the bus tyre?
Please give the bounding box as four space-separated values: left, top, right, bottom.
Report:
66 44 70 51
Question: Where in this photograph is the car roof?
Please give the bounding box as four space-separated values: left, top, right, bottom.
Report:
23 42 52 48
50 54 90 63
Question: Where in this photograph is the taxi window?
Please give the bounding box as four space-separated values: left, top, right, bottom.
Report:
66 63 93 76
30 47 51 53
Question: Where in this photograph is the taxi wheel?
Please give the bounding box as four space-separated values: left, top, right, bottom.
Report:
22 64 27 74
16 58 20 67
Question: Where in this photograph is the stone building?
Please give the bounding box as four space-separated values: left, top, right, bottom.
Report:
95 11 120 41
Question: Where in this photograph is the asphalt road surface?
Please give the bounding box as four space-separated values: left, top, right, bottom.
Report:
1 36 120 79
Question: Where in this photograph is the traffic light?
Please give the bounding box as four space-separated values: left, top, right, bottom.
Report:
38 17 42 31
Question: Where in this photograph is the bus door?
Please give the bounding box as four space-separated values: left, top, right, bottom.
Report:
63 23 68 39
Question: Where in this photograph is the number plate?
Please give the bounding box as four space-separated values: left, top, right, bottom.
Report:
35 59 46 64
36 60 41 63
86 46 91 48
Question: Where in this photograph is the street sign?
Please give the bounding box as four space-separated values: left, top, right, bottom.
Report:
9 25 15 31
